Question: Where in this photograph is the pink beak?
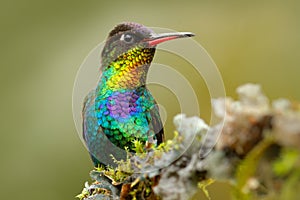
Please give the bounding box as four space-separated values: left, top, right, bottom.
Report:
147 32 195 46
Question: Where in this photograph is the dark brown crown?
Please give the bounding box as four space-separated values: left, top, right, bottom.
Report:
108 22 153 38
109 22 142 37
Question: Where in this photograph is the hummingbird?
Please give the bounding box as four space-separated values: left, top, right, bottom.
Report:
82 22 194 167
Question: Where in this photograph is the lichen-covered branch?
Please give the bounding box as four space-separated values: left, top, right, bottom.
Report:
77 83 300 200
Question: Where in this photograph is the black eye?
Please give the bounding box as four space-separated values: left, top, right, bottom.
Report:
120 33 134 43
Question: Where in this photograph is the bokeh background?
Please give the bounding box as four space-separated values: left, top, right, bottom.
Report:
1 0 299 199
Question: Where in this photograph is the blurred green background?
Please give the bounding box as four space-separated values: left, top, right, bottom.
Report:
1 0 299 199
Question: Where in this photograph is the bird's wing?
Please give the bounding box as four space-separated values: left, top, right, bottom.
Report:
82 90 96 142
149 104 164 144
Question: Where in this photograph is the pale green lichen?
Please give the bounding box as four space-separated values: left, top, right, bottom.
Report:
198 178 215 200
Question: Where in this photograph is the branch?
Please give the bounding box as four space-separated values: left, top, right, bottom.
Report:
77 83 300 200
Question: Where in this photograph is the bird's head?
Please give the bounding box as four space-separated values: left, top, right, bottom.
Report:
100 22 194 90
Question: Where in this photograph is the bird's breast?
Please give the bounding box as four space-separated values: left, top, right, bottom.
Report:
95 88 155 139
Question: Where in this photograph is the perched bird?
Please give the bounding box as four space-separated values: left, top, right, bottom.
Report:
82 22 194 167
